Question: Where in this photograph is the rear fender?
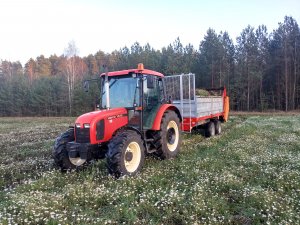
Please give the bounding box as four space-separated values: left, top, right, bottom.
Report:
151 104 182 130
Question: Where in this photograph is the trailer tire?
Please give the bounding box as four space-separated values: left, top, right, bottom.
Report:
154 111 181 159
53 128 76 171
106 130 145 177
205 121 215 137
214 120 221 135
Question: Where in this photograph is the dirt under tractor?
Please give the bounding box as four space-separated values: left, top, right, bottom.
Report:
53 64 229 177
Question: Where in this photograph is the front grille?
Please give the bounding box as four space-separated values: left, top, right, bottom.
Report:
75 127 90 143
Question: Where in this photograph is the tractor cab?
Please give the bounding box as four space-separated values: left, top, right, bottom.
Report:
99 63 166 131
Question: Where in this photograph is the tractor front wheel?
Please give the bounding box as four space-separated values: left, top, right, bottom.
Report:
53 128 86 171
106 130 145 177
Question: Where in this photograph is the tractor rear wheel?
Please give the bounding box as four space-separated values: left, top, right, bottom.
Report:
106 130 145 177
205 121 215 137
154 111 181 159
53 128 86 171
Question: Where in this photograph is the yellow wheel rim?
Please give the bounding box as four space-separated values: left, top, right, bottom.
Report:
124 141 141 173
69 157 86 166
166 120 179 152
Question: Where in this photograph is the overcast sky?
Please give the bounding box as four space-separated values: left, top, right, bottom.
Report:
0 0 299 65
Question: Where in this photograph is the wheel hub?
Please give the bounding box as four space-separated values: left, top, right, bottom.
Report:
167 127 176 145
166 120 179 152
124 142 141 173
125 151 133 161
69 157 86 166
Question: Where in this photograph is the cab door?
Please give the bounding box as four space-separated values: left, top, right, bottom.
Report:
143 75 164 129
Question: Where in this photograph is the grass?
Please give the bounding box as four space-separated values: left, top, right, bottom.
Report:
0 115 299 224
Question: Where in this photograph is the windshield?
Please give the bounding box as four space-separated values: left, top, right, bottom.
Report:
101 76 139 109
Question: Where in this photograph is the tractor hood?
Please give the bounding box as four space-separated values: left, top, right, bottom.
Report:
75 108 128 144
75 108 127 126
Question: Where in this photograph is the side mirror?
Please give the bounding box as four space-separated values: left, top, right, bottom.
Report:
147 76 155 89
83 80 90 92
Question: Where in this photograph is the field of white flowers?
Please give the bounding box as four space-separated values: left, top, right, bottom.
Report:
0 115 299 224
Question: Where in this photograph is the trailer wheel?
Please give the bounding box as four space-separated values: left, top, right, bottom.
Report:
205 121 215 137
154 111 181 159
106 130 145 177
53 128 78 171
214 120 221 135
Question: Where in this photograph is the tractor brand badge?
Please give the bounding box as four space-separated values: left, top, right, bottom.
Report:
107 114 127 120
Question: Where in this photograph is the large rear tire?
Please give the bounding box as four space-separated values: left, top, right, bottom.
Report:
153 111 181 159
53 128 87 171
106 130 145 177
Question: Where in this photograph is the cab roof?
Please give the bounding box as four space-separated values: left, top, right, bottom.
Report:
100 68 164 77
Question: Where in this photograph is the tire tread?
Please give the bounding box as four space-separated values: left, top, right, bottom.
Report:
153 111 181 159
106 130 144 177
53 128 75 171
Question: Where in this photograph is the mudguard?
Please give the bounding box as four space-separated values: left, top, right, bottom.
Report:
151 104 182 130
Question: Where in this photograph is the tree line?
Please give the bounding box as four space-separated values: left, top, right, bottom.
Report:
0 16 300 116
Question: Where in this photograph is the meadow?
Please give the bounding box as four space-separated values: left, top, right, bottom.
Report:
0 115 299 224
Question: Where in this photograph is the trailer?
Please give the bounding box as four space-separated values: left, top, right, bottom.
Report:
165 73 229 136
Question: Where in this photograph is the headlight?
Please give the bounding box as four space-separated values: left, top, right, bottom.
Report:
75 123 81 128
83 123 90 129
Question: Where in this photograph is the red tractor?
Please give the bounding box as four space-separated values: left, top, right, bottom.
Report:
53 64 182 177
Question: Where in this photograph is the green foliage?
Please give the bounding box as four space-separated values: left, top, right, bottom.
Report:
0 75 71 116
36 55 52 77
1 16 300 115
73 76 101 115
